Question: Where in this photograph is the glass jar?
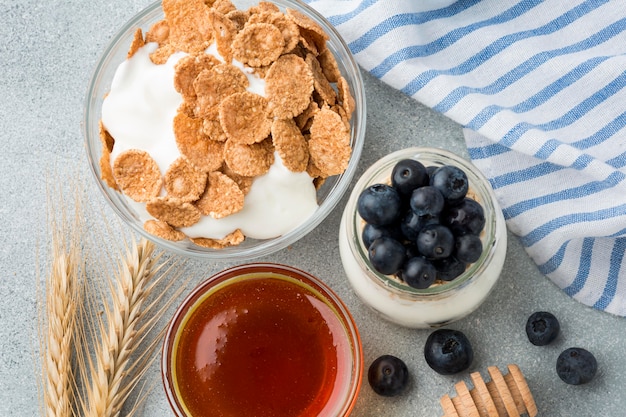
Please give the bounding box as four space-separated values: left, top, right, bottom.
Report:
162 263 363 417
339 147 507 328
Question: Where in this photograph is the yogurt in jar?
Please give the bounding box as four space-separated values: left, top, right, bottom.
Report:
338 148 507 328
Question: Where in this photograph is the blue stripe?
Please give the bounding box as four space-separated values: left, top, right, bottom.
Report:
562 238 595 296
401 1 614 96
573 110 626 150
369 0 543 78
467 143 511 160
490 163 562 189
592 238 626 310
464 56 613 130
503 171 626 219
348 1 482 54
520 203 626 247
607 151 626 168
499 69 626 147
317 0 378 27
538 240 570 275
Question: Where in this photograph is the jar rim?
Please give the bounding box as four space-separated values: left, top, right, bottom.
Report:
344 147 501 298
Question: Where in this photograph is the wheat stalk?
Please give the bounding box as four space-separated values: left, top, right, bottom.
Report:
39 175 191 417
39 181 83 417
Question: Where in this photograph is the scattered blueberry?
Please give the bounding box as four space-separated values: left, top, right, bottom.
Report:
368 237 407 275
430 165 468 204
410 186 445 217
368 355 409 397
442 198 485 236
433 256 466 281
400 210 436 241
391 159 428 197
357 184 402 226
525 311 560 346
556 347 597 385
399 256 437 289
424 329 474 375
455 234 483 264
417 224 455 260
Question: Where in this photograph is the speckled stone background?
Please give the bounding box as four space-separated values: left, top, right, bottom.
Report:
2 1 625 416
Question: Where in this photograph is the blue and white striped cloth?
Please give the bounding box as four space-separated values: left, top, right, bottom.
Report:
305 0 626 316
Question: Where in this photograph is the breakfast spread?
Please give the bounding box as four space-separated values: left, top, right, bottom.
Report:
98 0 354 248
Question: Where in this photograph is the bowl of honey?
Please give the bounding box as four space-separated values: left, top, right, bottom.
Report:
162 263 363 417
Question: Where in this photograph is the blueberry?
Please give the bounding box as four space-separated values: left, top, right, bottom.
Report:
442 198 485 236
410 186 445 217
417 224 455 260
400 210 438 242
368 237 406 275
362 223 403 249
556 347 597 385
357 184 402 226
433 256 466 281
455 234 483 264
391 159 428 197
430 165 469 204
368 355 409 397
424 329 473 375
399 256 437 289
525 311 560 346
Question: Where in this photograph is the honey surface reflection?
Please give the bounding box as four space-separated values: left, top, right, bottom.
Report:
172 274 350 417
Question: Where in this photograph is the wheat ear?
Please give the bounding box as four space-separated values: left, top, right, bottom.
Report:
39 182 83 417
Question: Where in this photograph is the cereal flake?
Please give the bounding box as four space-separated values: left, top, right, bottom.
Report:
219 91 272 145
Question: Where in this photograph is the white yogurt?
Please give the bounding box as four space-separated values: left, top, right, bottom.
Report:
102 42 319 240
338 148 507 328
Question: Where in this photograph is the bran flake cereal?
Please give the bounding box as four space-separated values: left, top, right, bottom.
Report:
271 118 309 172
308 107 351 176
146 196 202 228
191 229 245 248
195 171 244 218
232 23 284 67
113 149 162 202
164 157 208 201
144 219 187 241
219 91 272 144
265 54 314 119
99 0 357 249
173 111 225 173
224 137 274 177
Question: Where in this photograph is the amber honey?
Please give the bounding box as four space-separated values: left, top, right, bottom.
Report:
164 265 362 417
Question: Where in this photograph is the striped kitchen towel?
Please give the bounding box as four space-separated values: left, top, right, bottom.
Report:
304 0 626 315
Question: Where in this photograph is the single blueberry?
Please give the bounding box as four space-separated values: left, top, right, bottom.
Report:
410 186 445 217
433 256 466 281
368 355 409 397
391 159 428 197
430 165 469 204
362 223 403 249
556 347 597 385
357 184 402 226
442 198 485 236
368 237 406 275
455 234 483 264
525 311 560 346
417 224 455 260
400 210 438 241
399 256 437 289
424 329 474 375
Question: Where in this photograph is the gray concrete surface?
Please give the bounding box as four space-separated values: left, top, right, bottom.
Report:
2 1 625 416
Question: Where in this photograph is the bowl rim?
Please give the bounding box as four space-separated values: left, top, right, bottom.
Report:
83 0 367 260
160 262 364 417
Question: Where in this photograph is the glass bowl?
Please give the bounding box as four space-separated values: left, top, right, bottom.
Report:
83 0 366 260
339 147 507 328
161 263 363 417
